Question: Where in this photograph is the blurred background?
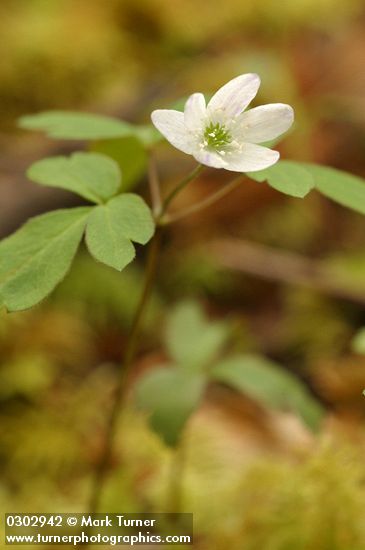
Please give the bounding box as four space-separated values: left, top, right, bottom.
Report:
1 0 365 548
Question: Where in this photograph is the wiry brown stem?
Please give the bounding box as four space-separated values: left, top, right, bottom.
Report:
87 165 203 514
88 228 162 514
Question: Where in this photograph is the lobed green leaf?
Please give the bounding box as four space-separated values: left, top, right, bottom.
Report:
302 163 365 216
85 194 155 271
135 367 205 446
27 152 121 204
19 111 134 140
166 301 229 370
0 208 91 312
247 160 314 198
18 111 160 147
212 354 324 430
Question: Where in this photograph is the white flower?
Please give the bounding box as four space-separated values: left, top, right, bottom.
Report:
151 74 294 172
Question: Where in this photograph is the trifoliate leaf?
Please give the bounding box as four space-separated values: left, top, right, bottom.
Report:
166 301 229 370
247 160 314 198
91 136 147 191
212 354 324 431
135 367 205 446
27 152 121 204
85 194 154 271
302 163 365 216
18 111 160 147
0 207 91 312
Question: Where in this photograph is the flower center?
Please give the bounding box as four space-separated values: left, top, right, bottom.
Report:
203 122 232 150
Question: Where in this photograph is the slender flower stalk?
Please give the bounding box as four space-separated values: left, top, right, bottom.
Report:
148 153 162 216
160 175 245 225
156 164 204 221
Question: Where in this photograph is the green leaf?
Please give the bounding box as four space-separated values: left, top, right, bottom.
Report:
166 301 229 370
27 152 121 204
0 207 91 312
85 194 154 271
247 160 314 198
135 367 205 446
212 354 324 430
351 328 365 355
91 137 147 191
302 163 365 216
19 111 134 140
18 111 160 147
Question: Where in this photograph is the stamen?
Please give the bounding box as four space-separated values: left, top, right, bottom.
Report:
203 122 232 151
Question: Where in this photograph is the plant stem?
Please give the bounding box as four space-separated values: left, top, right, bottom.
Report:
87 164 203 513
148 153 162 216
88 228 162 514
156 164 204 220
161 175 245 225
166 440 186 513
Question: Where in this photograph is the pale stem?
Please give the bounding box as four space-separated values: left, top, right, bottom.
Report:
148 153 162 216
156 164 204 221
160 175 245 225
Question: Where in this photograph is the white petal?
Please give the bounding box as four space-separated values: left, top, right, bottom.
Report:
224 143 280 172
207 74 260 118
151 110 193 154
184 93 206 132
235 103 294 143
193 149 227 169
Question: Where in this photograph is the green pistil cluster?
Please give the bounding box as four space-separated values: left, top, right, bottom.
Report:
203 122 232 150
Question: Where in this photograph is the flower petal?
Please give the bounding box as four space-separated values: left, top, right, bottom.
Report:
224 143 280 172
207 74 260 118
151 110 193 154
193 149 227 169
235 103 294 143
184 93 206 132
